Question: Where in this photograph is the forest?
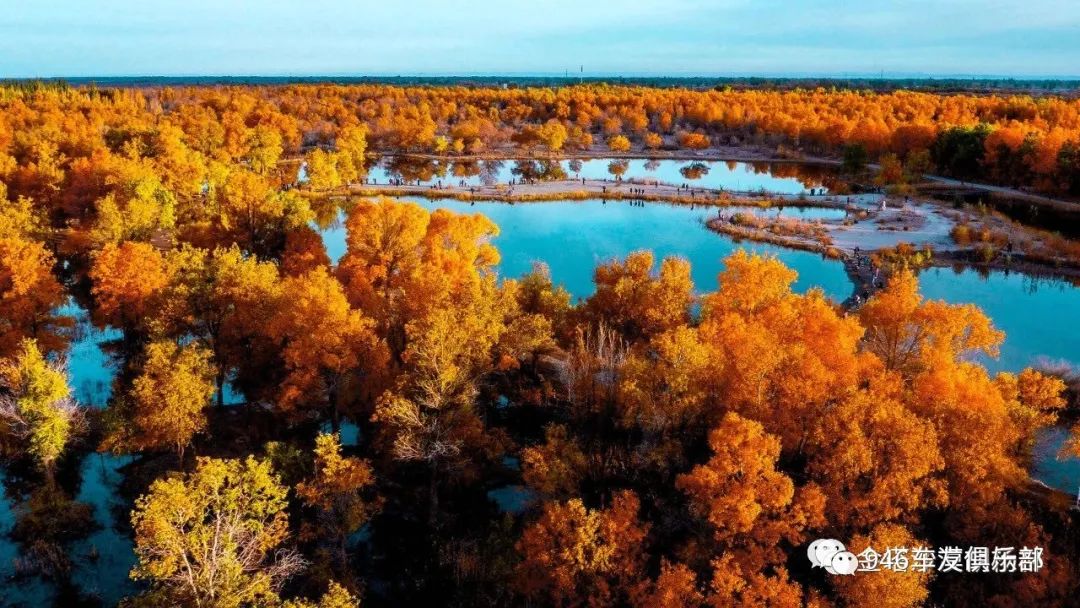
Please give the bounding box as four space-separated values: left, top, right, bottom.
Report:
1 82 1080 607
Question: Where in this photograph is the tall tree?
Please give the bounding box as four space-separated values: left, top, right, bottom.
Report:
90 240 171 335
515 491 649 607
585 251 694 342
677 412 824 572
296 432 381 584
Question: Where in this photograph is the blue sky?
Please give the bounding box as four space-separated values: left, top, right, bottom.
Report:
2 0 1079 78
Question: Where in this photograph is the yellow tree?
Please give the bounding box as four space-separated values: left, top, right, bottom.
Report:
372 290 510 482
676 412 824 572
909 356 1026 539
103 340 216 458
296 432 381 583
283 227 332 277
337 198 501 362
832 523 932 608
861 269 1021 537
521 424 588 501
334 124 368 185
336 198 432 355
0 339 82 473
0 185 46 241
633 561 703 608
617 325 710 434
90 240 171 334
807 381 947 530
88 156 177 246
163 245 281 406
643 132 664 150
995 368 1067 451
859 268 1002 376
130 456 305 608
245 125 284 175
305 149 343 191
697 251 864 449
215 168 314 257
341 201 520 513
706 554 803 608
875 152 905 185
585 251 694 341
608 135 632 152
281 581 361 608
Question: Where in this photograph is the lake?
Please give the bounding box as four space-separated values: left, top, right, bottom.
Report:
320 197 852 302
357 157 838 195
918 267 1080 374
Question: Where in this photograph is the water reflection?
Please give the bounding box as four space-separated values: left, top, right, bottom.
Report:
56 298 121 408
363 157 837 194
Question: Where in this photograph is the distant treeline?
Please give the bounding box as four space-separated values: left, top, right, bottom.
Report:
5 75 1080 94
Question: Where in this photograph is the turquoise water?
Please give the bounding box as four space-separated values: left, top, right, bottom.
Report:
69 454 139 605
321 197 853 302
918 267 1080 374
919 267 1080 496
57 299 122 408
319 421 361 447
321 198 1080 496
1031 426 1080 497
0 472 55 608
487 485 536 515
0 301 238 606
363 158 833 194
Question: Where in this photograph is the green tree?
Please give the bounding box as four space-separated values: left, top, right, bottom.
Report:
932 124 991 180
842 143 868 175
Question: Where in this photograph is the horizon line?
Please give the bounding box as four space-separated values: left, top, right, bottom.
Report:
6 72 1080 82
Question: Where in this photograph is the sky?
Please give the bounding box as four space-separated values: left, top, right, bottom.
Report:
1 0 1079 78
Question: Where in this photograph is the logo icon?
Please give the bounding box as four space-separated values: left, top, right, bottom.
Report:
808 539 858 575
